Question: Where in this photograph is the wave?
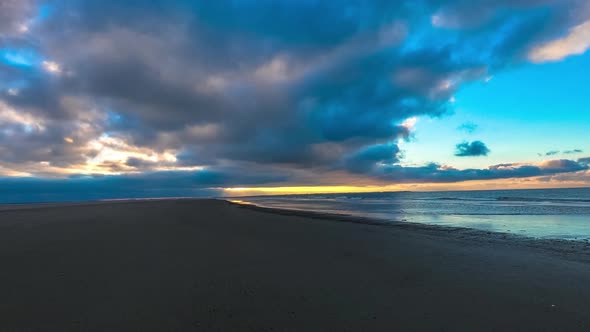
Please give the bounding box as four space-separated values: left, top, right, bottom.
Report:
250 189 590 208
496 197 590 203
431 197 496 201
422 196 590 204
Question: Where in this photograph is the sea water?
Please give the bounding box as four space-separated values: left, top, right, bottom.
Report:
239 188 590 241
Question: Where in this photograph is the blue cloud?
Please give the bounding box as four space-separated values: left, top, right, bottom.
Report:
374 159 589 183
0 168 288 204
455 141 491 157
345 144 401 173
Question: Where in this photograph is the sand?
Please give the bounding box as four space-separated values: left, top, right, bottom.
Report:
1 199 590 331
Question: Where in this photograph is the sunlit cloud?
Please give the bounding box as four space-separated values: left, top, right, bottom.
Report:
84 135 178 173
42 60 61 74
529 20 590 63
0 102 45 132
0 166 31 177
18 23 29 33
401 117 418 131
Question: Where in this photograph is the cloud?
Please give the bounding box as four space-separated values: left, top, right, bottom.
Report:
2 157 588 203
0 0 588 194
538 149 584 157
0 0 38 35
430 0 581 30
455 141 491 157
371 158 589 183
3 0 476 174
457 122 478 134
0 166 291 203
344 144 401 173
0 173 219 203
529 20 590 63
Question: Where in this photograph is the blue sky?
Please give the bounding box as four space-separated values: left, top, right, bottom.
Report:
0 0 589 201
404 51 590 170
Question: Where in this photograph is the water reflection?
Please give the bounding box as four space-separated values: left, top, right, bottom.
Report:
239 188 590 240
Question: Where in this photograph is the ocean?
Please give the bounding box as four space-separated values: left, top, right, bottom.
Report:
237 188 590 241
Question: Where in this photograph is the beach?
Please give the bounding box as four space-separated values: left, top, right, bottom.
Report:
1 199 590 331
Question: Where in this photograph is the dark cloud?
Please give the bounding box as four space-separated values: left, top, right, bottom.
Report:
538 149 584 157
429 0 584 30
0 173 220 204
455 141 491 157
344 144 401 173
372 158 588 183
0 166 291 203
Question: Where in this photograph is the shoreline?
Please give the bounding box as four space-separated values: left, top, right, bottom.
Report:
3 197 590 262
3 197 590 263
227 199 590 263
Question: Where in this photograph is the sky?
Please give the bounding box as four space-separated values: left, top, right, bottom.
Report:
0 0 589 202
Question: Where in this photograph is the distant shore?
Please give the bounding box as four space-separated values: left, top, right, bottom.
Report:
1 199 590 331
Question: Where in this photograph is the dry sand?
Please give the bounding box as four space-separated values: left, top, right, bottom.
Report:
1 199 590 331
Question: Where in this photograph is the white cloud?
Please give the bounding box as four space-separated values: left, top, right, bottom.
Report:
401 117 418 130
87 135 176 165
42 60 61 74
529 20 590 63
0 102 45 132
0 165 31 177
18 23 29 33
254 56 290 82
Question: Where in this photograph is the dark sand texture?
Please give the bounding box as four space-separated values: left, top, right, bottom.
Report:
1 199 590 331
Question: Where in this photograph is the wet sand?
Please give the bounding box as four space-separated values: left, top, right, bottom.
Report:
1 199 590 331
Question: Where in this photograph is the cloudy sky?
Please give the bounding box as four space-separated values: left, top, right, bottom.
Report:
1 0 589 201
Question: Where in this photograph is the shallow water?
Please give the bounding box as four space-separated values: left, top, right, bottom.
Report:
239 188 590 240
